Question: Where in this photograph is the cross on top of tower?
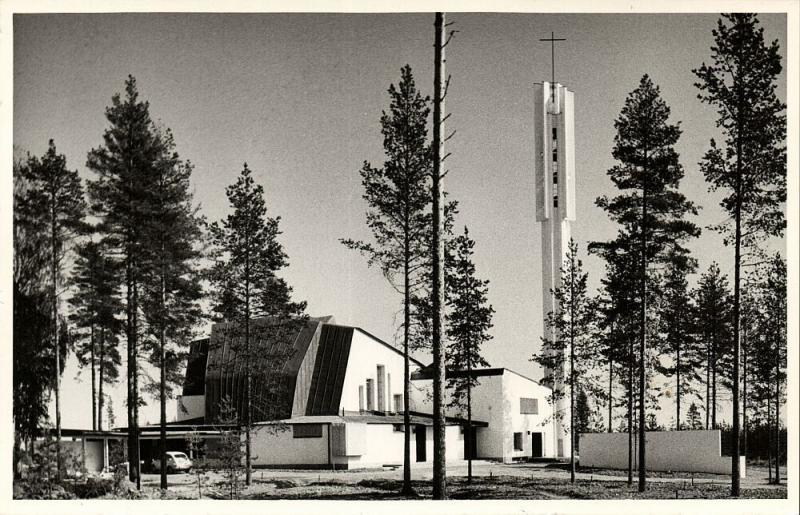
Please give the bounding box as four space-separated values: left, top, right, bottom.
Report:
539 31 566 100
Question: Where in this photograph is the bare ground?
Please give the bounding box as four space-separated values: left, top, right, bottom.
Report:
133 460 787 500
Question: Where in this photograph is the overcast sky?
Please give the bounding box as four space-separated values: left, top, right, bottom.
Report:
13 12 787 428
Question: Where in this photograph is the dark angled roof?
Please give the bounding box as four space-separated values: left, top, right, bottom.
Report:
204 316 332 424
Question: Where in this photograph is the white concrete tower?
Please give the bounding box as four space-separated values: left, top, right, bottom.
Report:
534 81 575 459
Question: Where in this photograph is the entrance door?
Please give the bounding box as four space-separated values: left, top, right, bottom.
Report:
415 425 427 462
463 426 477 459
531 432 543 458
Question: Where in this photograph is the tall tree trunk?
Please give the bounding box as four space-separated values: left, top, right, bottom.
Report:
705 348 711 430
431 10 447 500
627 337 633 485
244 229 252 487
638 183 648 493
712 324 717 429
402 232 413 494
90 323 97 431
730 84 743 497
159 254 168 491
742 332 747 458
133 278 141 490
774 361 780 483
126 258 135 483
467 340 473 484
767 395 772 483
607 358 613 432
676 341 681 430
51 198 62 481
98 328 105 431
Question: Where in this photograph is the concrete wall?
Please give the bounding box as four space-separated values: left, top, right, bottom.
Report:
176 394 205 421
339 330 411 413
83 439 104 472
579 430 746 477
502 371 555 461
250 424 330 467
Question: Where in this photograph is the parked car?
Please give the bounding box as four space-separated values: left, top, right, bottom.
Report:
151 451 193 473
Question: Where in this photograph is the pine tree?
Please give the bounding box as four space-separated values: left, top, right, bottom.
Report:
15 140 86 479
593 236 640 445
590 234 643 484
656 246 701 430
593 75 699 491
532 239 596 483
445 226 493 483
208 164 306 486
341 65 432 495
69 239 123 432
139 128 204 490
692 263 732 430
87 75 169 487
693 13 786 495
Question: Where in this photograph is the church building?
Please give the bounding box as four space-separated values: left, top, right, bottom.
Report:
175 316 557 469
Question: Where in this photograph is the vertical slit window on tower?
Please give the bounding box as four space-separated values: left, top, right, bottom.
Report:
552 127 557 140
554 195 559 208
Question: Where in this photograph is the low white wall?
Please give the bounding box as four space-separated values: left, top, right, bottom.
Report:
579 430 745 477
250 424 330 467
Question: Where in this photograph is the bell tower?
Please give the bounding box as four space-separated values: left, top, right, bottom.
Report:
533 31 576 458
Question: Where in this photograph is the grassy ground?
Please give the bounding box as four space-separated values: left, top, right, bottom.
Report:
15 460 788 500
237 476 785 500
129 461 787 500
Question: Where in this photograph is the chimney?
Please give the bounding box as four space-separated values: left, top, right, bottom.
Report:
377 365 386 411
366 379 374 411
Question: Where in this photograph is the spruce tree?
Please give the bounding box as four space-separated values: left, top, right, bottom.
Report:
693 13 786 494
15 140 86 479
445 226 493 483
341 65 432 495
593 75 699 491
208 164 306 486
686 402 703 430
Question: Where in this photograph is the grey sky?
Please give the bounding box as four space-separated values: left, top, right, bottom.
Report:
13 13 787 428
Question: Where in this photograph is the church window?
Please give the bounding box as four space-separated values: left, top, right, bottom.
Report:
520 398 539 415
